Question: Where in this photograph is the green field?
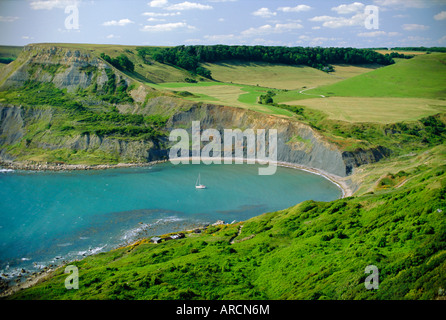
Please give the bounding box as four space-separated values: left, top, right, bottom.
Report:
202 61 378 90
149 81 296 117
285 97 446 123
307 53 446 99
143 54 446 123
143 60 383 119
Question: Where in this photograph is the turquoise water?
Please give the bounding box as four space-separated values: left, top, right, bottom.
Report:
0 163 341 279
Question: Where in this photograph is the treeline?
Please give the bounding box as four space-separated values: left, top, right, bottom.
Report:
152 48 212 78
369 47 446 53
100 53 135 73
0 57 15 64
141 45 396 76
391 47 446 53
388 52 414 59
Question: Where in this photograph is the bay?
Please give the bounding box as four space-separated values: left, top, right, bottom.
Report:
0 162 342 279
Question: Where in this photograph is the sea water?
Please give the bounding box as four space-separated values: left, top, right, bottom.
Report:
0 163 341 280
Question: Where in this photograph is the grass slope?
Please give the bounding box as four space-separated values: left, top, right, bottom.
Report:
202 61 378 90
288 97 446 123
307 53 446 99
7 147 446 300
151 82 296 117
30 43 190 84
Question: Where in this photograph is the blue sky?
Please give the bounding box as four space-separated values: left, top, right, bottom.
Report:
0 0 445 47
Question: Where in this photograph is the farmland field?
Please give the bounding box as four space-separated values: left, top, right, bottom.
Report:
202 61 379 90
151 82 295 116
307 53 446 99
146 53 446 123
284 97 446 123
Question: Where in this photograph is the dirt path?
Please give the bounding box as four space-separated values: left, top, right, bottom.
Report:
229 225 243 244
299 87 325 98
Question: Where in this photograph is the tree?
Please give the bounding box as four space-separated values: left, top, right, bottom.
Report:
196 66 212 79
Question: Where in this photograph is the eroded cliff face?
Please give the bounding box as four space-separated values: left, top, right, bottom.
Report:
166 104 389 177
0 102 389 177
0 104 163 163
0 45 123 92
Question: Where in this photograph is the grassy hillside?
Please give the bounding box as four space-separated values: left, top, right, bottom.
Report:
202 61 378 90
7 146 445 300
30 43 192 84
0 45 23 64
145 54 446 123
307 53 446 99
150 81 296 117
288 97 446 123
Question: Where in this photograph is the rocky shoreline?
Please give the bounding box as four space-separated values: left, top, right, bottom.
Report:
274 161 354 198
0 159 168 172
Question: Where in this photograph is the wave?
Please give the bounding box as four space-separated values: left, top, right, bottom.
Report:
77 245 107 257
0 169 14 173
56 242 73 247
120 216 184 242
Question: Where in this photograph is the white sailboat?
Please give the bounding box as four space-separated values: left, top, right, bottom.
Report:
195 173 206 189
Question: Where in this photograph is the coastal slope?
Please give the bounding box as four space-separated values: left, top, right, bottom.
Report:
4 145 445 300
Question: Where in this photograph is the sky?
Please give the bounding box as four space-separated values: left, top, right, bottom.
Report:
0 0 445 48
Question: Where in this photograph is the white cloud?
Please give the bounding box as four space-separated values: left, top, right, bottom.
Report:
203 34 235 42
241 22 303 36
438 35 446 43
30 0 79 10
22 35 34 40
332 2 365 14
275 22 304 31
402 24 430 31
147 17 166 22
277 5 311 13
141 22 196 32
148 0 168 8
241 24 273 36
309 12 366 28
142 12 181 17
0 16 19 22
384 31 401 36
358 31 400 37
102 19 134 27
106 34 120 39
434 11 446 21
165 1 212 11
252 8 276 18
309 16 332 22
309 37 334 46
393 14 409 18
